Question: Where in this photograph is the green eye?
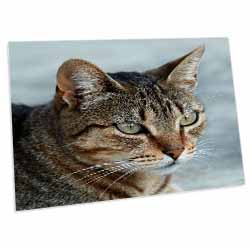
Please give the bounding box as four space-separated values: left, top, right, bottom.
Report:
180 112 198 126
116 123 142 134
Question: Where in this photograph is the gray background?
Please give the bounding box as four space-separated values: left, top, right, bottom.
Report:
9 38 244 191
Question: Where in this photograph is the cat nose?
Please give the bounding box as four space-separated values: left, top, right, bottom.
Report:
163 147 184 160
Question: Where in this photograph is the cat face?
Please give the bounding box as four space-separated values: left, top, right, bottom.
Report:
55 46 206 175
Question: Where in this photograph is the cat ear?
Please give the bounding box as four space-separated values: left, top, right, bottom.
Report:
56 59 125 109
145 46 205 92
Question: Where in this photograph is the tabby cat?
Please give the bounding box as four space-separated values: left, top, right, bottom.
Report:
13 46 206 210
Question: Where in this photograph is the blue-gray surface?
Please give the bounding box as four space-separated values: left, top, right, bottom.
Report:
9 38 245 191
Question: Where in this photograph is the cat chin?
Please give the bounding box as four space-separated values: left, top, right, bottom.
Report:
148 155 178 175
149 153 194 175
176 152 194 163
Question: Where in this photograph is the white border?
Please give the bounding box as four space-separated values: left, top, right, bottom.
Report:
0 1 249 249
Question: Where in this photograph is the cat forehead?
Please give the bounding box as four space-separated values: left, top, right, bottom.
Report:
78 80 200 125
114 75 202 114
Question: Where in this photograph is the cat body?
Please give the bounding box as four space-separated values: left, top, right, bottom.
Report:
13 46 206 210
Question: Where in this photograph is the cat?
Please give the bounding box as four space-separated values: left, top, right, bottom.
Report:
12 46 206 210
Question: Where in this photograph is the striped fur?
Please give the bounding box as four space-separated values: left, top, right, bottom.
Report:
13 46 206 210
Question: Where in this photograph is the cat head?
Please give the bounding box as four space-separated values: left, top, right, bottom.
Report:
54 46 206 174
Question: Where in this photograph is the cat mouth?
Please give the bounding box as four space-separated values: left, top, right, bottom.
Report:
150 152 194 175
148 156 182 175
148 164 179 176
154 161 177 169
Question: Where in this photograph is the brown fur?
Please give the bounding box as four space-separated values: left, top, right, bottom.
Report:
13 46 206 210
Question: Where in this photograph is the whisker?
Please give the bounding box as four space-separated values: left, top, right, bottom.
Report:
59 160 129 180
194 150 215 164
192 154 212 168
197 140 215 147
59 165 102 180
194 151 212 157
77 163 132 185
99 164 147 199
198 145 223 151
193 153 211 162
197 143 215 149
73 164 128 184
196 147 224 155
195 150 215 155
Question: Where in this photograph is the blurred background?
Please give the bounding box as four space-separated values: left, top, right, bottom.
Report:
9 38 244 191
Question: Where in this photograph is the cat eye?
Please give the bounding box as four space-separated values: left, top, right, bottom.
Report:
180 112 198 127
116 123 143 134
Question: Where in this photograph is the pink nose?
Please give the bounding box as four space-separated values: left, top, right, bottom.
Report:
163 147 184 160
